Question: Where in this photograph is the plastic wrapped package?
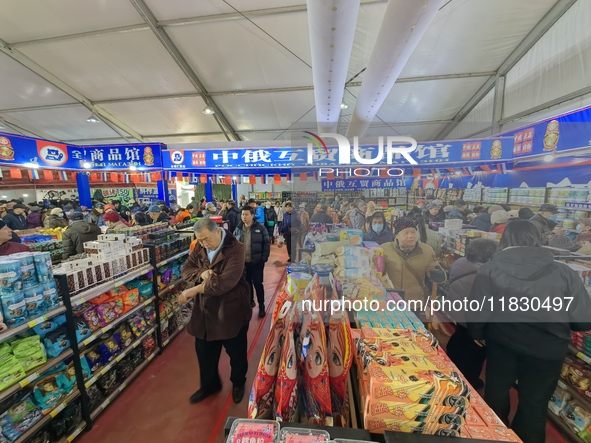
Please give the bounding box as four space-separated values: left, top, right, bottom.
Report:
248 316 286 419
129 347 144 367
32 374 64 412
96 302 118 327
82 346 103 374
81 308 101 332
227 419 279 443
128 314 148 337
280 428 330 442
41 281 60 310
33 252 53 283
0 393 42 443
74 318 91 343
275 320 299 423
121 288 140 313
142 334 156 358
97 368 118 396
24 285 47 318
0 260 22 294
1 292 27 328
42 327 69 358
86 385 104 412
97 333 121 365
0 355 26 391
115 323 134 349
143 305 156 326
116 356 135 381
13 254 38 289
11 336 46 371
327 314 353 427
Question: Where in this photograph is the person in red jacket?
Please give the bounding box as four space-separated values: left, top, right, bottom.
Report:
490 210 510 235
0 220 30 256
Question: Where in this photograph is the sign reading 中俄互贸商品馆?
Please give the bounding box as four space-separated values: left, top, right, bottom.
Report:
321 177 414 192
0 132 163 170
161 137 514 170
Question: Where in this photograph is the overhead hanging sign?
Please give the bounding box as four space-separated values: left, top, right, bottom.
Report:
321 176 414 191
162 137 514 170
499 106 591 157
0 132 163 170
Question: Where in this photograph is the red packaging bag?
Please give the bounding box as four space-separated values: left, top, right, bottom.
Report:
248 315 287 419
327 312 353 427
275 319 299 422
300 312 333 426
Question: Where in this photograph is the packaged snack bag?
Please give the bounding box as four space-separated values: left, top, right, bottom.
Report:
300 312 333 426
0 355 26 391
0 260 22 294
248 316 287 419
327 313 353 427
32 374 64 411
81 307 101 331
43 327 69 358
115 323 134 349
227 419 279 443
98 335 121 365
0 393 42 442
121 288 140 313
14 254 38 289
1 292 27 327
82 347 103 374
33 252 52 283
96 302 118 327
24 285 46 318
41 281 60 310
275 320 299 423
11 336 46 371
280 427 330 442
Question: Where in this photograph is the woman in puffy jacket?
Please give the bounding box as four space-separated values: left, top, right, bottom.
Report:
26 205 43 228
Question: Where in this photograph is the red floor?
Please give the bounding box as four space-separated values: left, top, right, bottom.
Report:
78 245 572 443
78 244 290 443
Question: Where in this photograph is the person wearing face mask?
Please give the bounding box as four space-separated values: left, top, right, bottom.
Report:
264 201 277 244
575 218 591 243
529 204 560 245
310 204 333 225
363 212 394 245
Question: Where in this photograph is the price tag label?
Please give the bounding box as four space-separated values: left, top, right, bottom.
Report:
100 368 108 375
120 382 127 390
20 373 39 388
102 399 111 408
84 380 93 389
144 299 151 306
83 337 94 346
133 341 139 349
148 354 155 362
557 380 567 390
68 425 84 442
102 326 111 334
51 402 67 418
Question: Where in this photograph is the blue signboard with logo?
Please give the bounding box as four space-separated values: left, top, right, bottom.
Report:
498 106 591 158
0 132 163 170
322 177 414 191
162 137 513 170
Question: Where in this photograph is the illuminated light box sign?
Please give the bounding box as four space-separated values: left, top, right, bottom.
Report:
0 132 163 170
322 177 414 191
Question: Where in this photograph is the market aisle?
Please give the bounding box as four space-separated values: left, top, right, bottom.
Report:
77 244 289 443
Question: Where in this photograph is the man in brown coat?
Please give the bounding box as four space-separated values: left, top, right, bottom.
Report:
179 218 251 405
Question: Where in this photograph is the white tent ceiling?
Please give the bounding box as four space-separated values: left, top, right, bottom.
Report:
0 0 583 148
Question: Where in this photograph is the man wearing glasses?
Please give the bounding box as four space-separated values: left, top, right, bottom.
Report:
179 218 252 405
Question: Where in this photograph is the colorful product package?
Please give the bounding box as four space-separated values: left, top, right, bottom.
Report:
33 252 52 283
115 323 134 349
0 393 42 443
561 400 591 432
248 316 286 419
121 288 140 313
0 260 22 294
473 405 504 427
98 334 121 365
0 355 26 391
32 314 65 338
327 313 353 427
144 305 156 326
339 230 364 246
13 254 38 289
488 427 521 442
1 292 27 327
275 320 299 423
365 400 467 421
82 346 103 374
43 327 70 358
301 312 333 426
24 285 47 318
74 318 92 343
142 334 156 358
227 419 279 443
465 407 487 427
32 374 64 412
279 428 330 442
42 281 60 310
11 336 46 371
82 307 101 331
96 302 118 327
128 314 148 337
464 426 495 440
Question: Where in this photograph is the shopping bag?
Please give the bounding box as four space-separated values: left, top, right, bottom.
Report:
273 224 280 238
277 235 285 248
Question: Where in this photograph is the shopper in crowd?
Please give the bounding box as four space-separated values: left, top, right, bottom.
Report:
363 212 395 245
62 212 101 259
348 200 367 231
518 207 535 220
148 205 169 224
446 199 468 222
339 198 349 214
218 201 228 219
575 218 591 243
233 205 270 317
469 204 502 232
412 214 441 257
548 234 581 252
176 206 192 223
382 217 446 303
329 206 340 225
467 220 591 443
44 208 68 229
103 204 116 214
88 203 105 227
133 212 151 227
423 203 443 224
179 217 251 405
280 203 299 262
26 205 43 229
225 200 241 234
445 238 497 389
298 203 310 247
408 199 425 217
310 204 333 225
530 203 560 244
103 212 129 232
466 205 484 223
274 201 284 226
202 203 217 217
0 220 30 256
264 201 277 245
2 203 28 231
62 204 75 221
490 210 510 235
365 201 377 219
162 207 177 225
238 195 247 209
332 196 341 211
248 199 265 225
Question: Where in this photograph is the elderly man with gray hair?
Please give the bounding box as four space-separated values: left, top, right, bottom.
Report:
179 218 252 405
348 200 367 230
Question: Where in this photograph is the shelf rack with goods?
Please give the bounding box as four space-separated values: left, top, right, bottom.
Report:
508 187 547 207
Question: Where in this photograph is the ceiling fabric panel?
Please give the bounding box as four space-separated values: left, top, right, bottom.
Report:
362 123 448 143
100 97 221 136
166 11 312 91
372 77 488 123
399 0 557 77
18 30 196 101
503 0 591 119
3 105 122 140
214 90 316 132
447 88 495 140
154 134 229 144
0 53 76 110
0 0 143 43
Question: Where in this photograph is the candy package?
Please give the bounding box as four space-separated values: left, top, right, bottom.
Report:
128 314 148 337
115 323 134 349
74 318 91 343
129 347 143 367
275 320 299 423
0 355 26 391
24 285 47 318
327 314 353 427
97 369 118 395
98 334 121 365
227 419 279 443
86 385 104 411
0 393 42 443
81 308 101 332
116 356 134 381
41 281 60 310
248 316 286 419
280 428 330 442
96 302 118 327
143 305 156 326
43 327 70 358
1 292 27 327
33 374 64 411
82 346 103 374
11 336 46 372
14 254 38 289
33 252 52 283
121 288 139 313
0 260 22 294
142 334 156 358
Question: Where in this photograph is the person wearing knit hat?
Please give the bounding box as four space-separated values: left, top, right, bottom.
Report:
530 203 559 245
0 220 30 256
490 210 510 235
424 203 444 224
507 210 519 219
44 208 68 229
469 205 502 232
408 199 426 217
575 219 591 243
443 205 454 213
518 207 535 220
2 203 28 231
382 216 446 303
103 211 129 232
487 205 504 215
548 235 581 252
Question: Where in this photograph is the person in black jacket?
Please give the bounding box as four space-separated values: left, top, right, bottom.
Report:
233 205 270 318
264 202 277 244
310 204 333 225
2 204 28 231
467 220 591 443
225 200 241 234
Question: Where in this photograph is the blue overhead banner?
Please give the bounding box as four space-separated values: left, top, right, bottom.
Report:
0 132 163 170
498 105 591 158
321 177 414 192
162 137 514 170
